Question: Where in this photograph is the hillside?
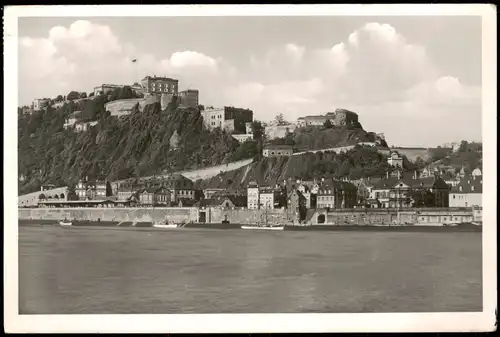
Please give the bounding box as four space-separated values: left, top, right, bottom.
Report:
199 145 417 190
18 97 241 195
290 125 387 151
428 141 482 172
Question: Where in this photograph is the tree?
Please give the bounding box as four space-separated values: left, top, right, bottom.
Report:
323 119 333 129
56 95 64 102
251 121 265 141
274 113 287 126
415 156 426 169
88 92 95 97
458 140 469 152
67 91 80 101
80 92 87 99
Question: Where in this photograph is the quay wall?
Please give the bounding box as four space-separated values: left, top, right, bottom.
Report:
310 207 476 225
18 207 199 223
18 207 479 225
18 207 293 224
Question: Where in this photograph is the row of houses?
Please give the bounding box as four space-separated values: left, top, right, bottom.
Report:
34 167 482 213
353 168 482 209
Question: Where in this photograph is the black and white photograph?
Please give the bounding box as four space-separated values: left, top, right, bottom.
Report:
4 4 496 333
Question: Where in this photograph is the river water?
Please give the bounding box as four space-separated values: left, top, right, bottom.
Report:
19 226 482 314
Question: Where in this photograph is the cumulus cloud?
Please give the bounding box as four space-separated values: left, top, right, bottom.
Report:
19 20 481 146
19 20 223 103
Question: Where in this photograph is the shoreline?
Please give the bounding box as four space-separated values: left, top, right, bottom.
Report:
18 219 482 233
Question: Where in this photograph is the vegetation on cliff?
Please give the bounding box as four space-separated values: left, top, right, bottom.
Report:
200 145 415 190
266 123 388 153
18 95 241 195
426 141 482 173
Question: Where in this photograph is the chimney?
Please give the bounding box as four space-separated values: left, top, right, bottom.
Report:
386 171 389 179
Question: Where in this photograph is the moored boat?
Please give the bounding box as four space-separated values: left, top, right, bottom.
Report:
153 221 179 229
58 220 73 228
241 224 285 231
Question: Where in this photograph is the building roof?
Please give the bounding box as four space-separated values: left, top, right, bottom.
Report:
304 115 328 120
373 176 448 190
450 176 483 193
316 180 356 194
335 108 358 116
264 145 294 150
142 75 178 82
178 198 197 206
226 195 247 207
195 198 229 208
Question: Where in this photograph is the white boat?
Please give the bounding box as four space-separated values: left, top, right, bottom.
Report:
59 220 72 227
153 222 179 229
241 224 285 231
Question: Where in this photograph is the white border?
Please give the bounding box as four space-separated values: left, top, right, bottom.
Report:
4 4 497 333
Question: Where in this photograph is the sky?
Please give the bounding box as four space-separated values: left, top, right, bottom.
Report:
18 16 482 147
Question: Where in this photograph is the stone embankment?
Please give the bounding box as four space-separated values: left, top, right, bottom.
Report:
19 206 480 226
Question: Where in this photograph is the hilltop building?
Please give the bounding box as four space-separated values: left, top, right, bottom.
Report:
93 84 124 97
105 98 143 117
265 123 298 139
202 106 253 133
232 122 254 143
33 98 50 111
141 75 179 95
262 145 294 157
178 89 199 108
63 111 81 129
296 108 359 127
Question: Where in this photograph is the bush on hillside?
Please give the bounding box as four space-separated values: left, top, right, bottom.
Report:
18 99 242 194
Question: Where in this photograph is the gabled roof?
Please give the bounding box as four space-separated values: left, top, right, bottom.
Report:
195 198 226 207
373 176 448 190
450 176 483 193
226 195 247 207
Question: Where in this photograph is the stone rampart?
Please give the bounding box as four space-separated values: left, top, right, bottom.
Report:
105 98 143 117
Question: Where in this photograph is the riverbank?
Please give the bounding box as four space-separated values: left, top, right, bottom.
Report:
18 219 481 232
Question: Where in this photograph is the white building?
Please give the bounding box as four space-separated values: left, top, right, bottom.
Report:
262 145 294 157
75 121 98 133
33 98 50 111
387 151 403 168
63 111 81 129
247 182 260 209
449 175 482 207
